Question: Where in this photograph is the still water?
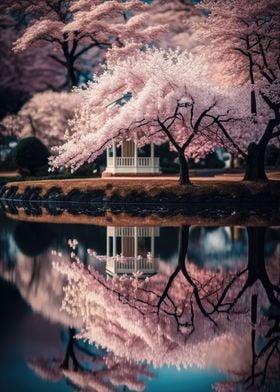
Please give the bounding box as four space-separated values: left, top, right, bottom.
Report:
0 210 279 392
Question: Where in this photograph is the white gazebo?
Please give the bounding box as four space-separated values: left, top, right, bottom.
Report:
106 226 159 277
103 140 160 176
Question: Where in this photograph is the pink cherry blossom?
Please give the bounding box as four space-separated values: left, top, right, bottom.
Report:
15 91 80 147
10 0 165 87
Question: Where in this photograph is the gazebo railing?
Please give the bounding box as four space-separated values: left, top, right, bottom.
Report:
106 256 158 275
107 226 160 237
107 157 159 168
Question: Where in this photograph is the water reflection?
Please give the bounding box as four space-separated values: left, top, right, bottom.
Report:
28 327 153 392
0 213 279 391
54 226 279 388
188 226 248 268
105 226 159 277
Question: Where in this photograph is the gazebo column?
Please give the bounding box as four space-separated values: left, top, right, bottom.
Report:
151 227 155 258
106 230 110 258
151 142 155 170
106 148 109 165
134 227 138 271
113 233 116 257
112 141 117 174
134 138 138 173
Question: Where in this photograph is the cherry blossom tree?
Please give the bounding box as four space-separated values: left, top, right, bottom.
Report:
50 49 248 184
149 0 205 52
0 91 80 147
9 0 165 89
0 114 22 140
15 91 80 147
0 9 66 100
196 0 280 180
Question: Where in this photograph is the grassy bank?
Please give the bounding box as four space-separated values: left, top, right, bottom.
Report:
3 177 280 199
1 177 279 226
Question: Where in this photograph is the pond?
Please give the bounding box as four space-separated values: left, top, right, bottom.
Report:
0 207 279 392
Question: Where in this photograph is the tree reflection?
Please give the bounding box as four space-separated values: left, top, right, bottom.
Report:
214 292 280 392
156 225 249 327
54 225 280 391
0 216 17 269
28 327 153 392
213 228 280 392
13 221 54 257
61 328 81 371
0 217 279 390
0 251 81 327
159 226 280 391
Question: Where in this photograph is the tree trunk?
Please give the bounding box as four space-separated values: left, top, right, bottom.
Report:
247 227 279 307
62 328 81 370
66 58 77 88
178 150 191 185
178 225 189 269
244 143 267 181
247 227 266 286
157 225 189 310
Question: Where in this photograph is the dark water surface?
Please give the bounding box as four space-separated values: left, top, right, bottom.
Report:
0 211 279 391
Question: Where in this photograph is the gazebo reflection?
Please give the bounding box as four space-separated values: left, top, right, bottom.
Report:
106 226 159 277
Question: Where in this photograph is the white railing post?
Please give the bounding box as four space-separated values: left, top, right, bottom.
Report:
106 147 110 166
113 234 116 257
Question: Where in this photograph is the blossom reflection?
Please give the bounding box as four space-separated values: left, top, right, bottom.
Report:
54 226 280 391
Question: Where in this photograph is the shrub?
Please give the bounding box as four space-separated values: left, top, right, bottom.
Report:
0 157 17 172
13 137 49 176
265 145 280 166
161 162 180 174
204 151 225 169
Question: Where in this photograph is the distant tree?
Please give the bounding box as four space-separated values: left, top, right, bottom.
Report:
0 114 22 139
149 0 205 51
17 91 80 147
0 9 66 100
9 0 165 88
